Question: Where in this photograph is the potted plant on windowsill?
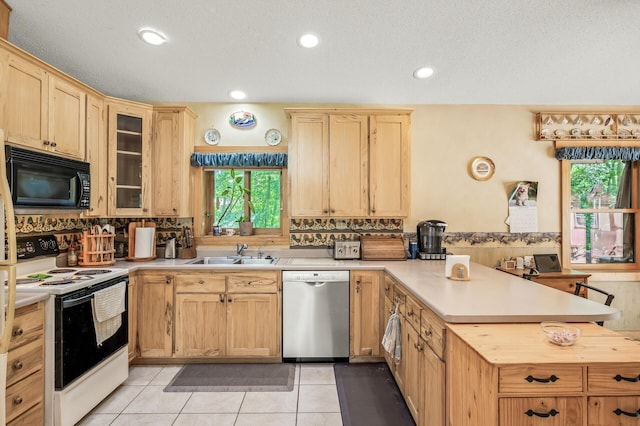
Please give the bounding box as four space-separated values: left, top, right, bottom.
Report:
237 215 254 236
213 169 254 235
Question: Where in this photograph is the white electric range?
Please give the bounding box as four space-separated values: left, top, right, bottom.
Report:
12 235 130 426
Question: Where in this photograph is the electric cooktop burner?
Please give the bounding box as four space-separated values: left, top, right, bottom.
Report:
12 278 44 285
40 279 74 286
75 269 111 275
48 269 77 274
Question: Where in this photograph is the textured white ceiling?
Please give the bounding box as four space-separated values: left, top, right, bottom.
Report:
7 0 640 105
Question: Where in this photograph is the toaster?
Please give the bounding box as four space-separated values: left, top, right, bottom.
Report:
334 241 361 260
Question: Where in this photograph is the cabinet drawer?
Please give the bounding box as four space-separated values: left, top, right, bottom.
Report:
9 302 44 351
533 277 585 296
383 275 394 302
227 272 278 293
499 397 583 426
5 369 44 423
588 396 640 426
6 339 43 387
420 307 445 359
393 285 407 315
404 294 421 331
499 366 583 393
7 401 43 426
588 365 640 393
175 274 225 293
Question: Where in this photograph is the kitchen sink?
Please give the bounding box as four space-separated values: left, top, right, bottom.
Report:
187 256 277 265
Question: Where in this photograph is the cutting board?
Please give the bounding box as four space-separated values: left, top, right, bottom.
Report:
360 236 407 260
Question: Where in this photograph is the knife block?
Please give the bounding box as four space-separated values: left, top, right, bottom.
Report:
178 247 196 259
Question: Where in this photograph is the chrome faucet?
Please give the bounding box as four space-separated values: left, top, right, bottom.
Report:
236 243 248 256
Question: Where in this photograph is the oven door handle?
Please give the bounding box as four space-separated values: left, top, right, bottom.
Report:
62 293 94 308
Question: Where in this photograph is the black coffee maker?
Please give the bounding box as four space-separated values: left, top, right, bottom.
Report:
417 220 447 260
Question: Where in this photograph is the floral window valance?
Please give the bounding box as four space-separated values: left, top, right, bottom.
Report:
190 152 287 167
555 146 640 161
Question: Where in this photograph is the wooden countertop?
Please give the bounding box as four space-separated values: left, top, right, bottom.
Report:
448 322 640 365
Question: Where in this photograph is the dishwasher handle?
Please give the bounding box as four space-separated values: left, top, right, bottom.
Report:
305 281 328 287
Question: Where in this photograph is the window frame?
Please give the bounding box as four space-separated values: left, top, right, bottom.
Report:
192 146 289 246
561 159 640 270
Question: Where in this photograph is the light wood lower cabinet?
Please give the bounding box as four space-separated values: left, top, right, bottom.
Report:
136 270 281 361
127 275 138 361
447 323 640 426
350 270 382 360
137 272 174 358
5 301 44 425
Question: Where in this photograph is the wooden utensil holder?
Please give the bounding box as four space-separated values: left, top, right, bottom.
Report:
79 231 116 266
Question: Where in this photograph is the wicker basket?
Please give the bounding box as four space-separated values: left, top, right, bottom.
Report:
79 231 116 266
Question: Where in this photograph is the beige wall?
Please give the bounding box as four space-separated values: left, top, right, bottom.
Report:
182 103 564 233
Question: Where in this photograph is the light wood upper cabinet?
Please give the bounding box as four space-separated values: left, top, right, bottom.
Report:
152 107 196 217
287 108 411 218
106 97 152 216
288 113 329 216
350 270 382 359
84 94 107 217
3 53 86 160
369 114 410 217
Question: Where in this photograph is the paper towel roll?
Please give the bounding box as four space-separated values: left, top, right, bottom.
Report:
134 227 155 258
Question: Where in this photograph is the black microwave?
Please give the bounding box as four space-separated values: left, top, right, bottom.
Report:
5 146 91 209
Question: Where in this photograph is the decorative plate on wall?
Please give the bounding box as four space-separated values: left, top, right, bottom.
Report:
203 128 220 145
229 111 256 129
470 156 495 181
264 128 282 146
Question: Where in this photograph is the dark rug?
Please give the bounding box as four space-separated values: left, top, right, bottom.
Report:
334 363 416 426
164 363 295 392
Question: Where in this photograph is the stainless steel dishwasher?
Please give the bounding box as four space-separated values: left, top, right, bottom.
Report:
282 270 350 362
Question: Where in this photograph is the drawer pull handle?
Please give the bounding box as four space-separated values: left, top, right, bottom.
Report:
12 327 24 337
12 360 23 370
525 409 559 418
614 374 640 383
525 374 558 383
613 408 640 417
13 396 23 405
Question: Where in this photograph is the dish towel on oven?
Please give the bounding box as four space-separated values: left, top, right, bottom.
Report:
381 302 401 362
91 281 126 346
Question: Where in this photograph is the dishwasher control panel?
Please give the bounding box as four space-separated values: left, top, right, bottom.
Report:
333 241 361 260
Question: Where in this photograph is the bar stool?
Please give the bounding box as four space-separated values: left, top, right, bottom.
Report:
574 282 614 326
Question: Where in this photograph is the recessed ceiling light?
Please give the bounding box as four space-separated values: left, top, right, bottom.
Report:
413 66 435 79
297 33 320 48
138 28 167 46
229 90 247 100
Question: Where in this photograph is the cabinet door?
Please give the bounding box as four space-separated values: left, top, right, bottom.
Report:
350 270 381 358
369 114 410 217
84 94 107 217
174 293 226 357
403 322 421 421
499 397 583 426
329 114 369 217
152 108 196 216
5 54 48 148
226 293 279 357
420 344 444 426
107 99 152 216
289 113 329 216
588 396 640 426
137 273 173 357
47 75 86 159
394 315 406 391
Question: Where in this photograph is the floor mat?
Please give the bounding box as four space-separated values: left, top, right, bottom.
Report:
334 363 415 426
164 363 295 392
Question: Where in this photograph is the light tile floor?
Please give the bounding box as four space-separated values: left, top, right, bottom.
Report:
78 363 343 426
